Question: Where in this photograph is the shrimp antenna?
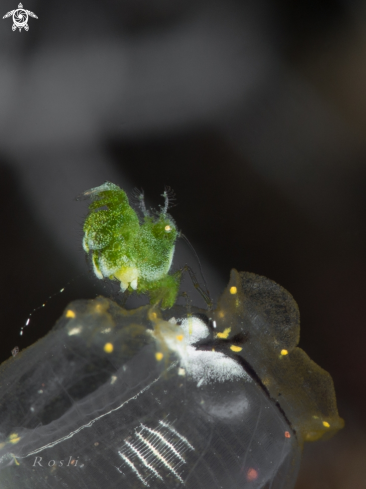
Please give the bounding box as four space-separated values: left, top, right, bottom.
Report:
132 187 149 216
180 233 211 304
161 186 176 215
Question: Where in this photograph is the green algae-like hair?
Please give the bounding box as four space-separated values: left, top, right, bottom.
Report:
82 182 180 309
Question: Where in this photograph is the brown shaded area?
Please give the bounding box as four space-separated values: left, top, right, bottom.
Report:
214 270 344 443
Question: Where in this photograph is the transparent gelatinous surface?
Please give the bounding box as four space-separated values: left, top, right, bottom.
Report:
212 270 344 444
0 271 343 488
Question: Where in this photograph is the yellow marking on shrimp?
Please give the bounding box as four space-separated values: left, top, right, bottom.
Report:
230 345 242 352
323 421 330 428
155 352 164 361
280 349 288 356
186 316 193 335
230 286 237 295
66 310 76 318
176 335 184 341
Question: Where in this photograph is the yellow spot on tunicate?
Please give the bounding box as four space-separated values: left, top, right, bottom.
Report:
176 335 184 341
281 349 288 356
66 310 75 318
323 421 330 428
217 327 231 339
151 312 157 319
103 343 114 353
155 352 164 361
230 345 242 352
9 434 20 444
165 225 171 232
230 286 237 295
11 455 20 466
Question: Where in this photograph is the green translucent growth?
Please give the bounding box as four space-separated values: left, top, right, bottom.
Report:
213 269 344 445
82 182 179 308
139 273 181 311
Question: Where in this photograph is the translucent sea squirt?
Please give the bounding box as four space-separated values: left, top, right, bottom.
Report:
0 270 343 488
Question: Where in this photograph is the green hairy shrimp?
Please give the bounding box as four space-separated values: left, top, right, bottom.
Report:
82 182 180 308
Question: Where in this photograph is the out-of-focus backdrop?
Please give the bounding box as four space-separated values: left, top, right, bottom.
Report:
1 0 365 487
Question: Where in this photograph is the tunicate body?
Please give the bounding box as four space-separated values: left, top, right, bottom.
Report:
0 271 343 488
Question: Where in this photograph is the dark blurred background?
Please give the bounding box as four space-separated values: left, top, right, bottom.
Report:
1 0 366 487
